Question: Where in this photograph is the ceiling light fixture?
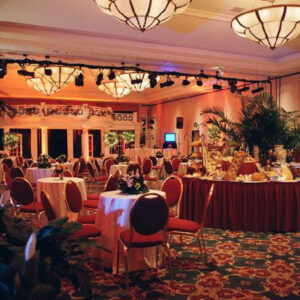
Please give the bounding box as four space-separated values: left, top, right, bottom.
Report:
96 72 103 86
75 73 84 86
34 66 81 89
237 83 250 93
213 82 222 90
26 77 58 96
108 69 116 80
252 84 264 94
94 0 192 32
98 81 131 98
160 76 174 88
231 0 300 50
196 77 203 86
182 76 190 86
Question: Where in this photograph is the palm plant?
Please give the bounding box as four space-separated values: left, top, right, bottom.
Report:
200 93 300 158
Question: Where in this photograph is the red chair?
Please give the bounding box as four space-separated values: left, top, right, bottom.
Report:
73 160 81 177
142 159 157 181
4 172 12 191
94 159 101 175
161 175 183 218
164 160 173 177
10 166 24 179
86 161 108 191
104 159 114 175
63 169 73 177
3 163 10 174
78 158 87 177
16 156 24 167
171 157 181 173
167 184 215 265
117 193 172 289
10 177 44 223
3 158 13 168
30 162 37 168
40 190 56 222
127 163 142 175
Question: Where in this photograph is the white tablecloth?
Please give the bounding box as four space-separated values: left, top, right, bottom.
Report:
95 190 166 273
178 163 188 176
109 164 128 177
37 177 87 220
26 167 55 184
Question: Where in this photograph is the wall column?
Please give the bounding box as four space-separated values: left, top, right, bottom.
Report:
82 127 89 161
67 129 74 160
135 129 141 149
41 127 48 155
31 128 38 160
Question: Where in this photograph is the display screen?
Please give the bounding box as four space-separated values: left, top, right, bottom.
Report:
164 133 176 142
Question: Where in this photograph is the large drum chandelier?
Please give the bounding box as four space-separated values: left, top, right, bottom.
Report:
98 81 131 98
231 1 300 50
26 77 58 96
117 72 160 92
94 0 192 31
34 66 81 89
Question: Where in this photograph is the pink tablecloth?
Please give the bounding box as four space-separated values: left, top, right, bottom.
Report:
95 190 166 273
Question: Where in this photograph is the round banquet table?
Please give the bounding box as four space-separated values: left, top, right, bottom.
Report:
109 164 128 176
180 177 300 233
95 190 166 273
26 167 55 184
37 177 87 220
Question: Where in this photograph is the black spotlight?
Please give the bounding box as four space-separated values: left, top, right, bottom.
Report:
0 61 7 79
44 68 52 76
75 73 84 86
196 76 203 86
160 76 174 88
96 72 103 86
199 70 209 79
148 74 157 88
182 76 190 86
237 84 250 93
17 69 34 77
229 80 237 93
213 83 222 90
131 78 142 85
108 70 115 80
252 86 264 94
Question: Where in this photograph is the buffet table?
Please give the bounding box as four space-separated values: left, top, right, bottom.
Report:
180 177 300 232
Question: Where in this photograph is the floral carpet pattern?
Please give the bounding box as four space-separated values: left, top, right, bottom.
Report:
61 228 300 300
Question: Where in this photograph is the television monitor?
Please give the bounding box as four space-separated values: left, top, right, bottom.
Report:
164 133 176 142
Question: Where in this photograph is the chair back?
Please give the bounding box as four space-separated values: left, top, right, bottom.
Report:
137 156 142 166
10 166 24 179
171 158 181 172
142 159 152 175
65 181 83 213
41 190 56 221
171 155 178 161
105 159 114 175
181 157 189 163
11 177 34 206
16 156 24 167
73 160 80 177
30 162 37 168
3 158 13 168
26 159 33 167
127 163 142 175
63 169 73 177
86 161 95 178
3 163 10 174
149 156 157 166
161 175 183 209
130 193 169 236
94 159 101 173
4 172 12 190
104 171 120 192
199 184 215 228
112 159 119 165
78 158 87 174
164 160 173 175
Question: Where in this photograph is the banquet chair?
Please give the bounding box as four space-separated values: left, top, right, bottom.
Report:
30 162 37 168
117 192 172 289
16 156 24 167
63 169 73 177
3 158 13 168
171 155 178 161
0 172 13 207
150 156 162 175
84 170 120 209
142 158 157 181
161 175 183 218
127 163 142 175
10 166 24 179
73 160 81 177
171 157 181 174
94 159 101 175
167 184 215 266
104 159 114 175
10 177 44 223
86 161 108 192
181 157 189 163
78 158 88 178
26 159 33 167
164 160 173 177
3 163 10 174
40 190 56 222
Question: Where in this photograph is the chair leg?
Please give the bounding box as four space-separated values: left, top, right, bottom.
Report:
97 246 104 274
117 241 120 274
200 232 208 262
164 244 173 287
123 248 129 290
196 235 205 266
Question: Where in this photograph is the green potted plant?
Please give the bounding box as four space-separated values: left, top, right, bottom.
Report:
2 132 19 151
104 131 119 148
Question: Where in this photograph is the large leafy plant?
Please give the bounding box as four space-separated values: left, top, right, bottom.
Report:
200 93 300 158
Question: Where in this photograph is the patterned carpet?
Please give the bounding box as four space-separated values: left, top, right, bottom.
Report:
61 228 300 300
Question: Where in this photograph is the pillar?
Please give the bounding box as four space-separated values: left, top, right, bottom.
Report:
31 128 38 160
67 129 74 160
82 127 89 161
41 127 48 155
135 129 141 149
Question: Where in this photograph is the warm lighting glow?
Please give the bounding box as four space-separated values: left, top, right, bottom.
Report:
34 66 81 89
117 72 160 92
231 4 300 49
26 77 58 96
94 0 192 31
98 81 131 98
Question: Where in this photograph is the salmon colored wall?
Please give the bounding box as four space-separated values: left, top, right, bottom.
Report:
153 89 243 155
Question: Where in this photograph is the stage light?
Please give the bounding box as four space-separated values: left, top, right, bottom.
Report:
182 76 190 86
0 61 7 79
75 73 84 86
213 83 222 90
148 74 158 88
252 85 264 94
108 70 116 80
44 68 52 76
96 72 103 86
160 76 174 88
199 70 209 79
17 70 34 77
237 83 250 93
229 80 237 93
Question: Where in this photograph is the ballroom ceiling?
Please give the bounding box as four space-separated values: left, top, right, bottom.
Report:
0 0 299 104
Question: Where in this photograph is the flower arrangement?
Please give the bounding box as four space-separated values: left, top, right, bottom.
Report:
37 154 51 168
153 144 158 149
55 164 65 179
104 131 119 147
116 155 130 163
122 131 135 143
156 151 163 158
2 132 19 150
56 154 67 163
119 170 149 194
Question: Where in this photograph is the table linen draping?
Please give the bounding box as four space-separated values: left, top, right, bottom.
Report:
95 190 166 273
109 164 129 176
180 177 300 232
37 177 87 220
26 167 55 184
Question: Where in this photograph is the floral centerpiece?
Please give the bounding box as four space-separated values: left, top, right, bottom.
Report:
56 154 67 163
153 144 158 149
156 151 163 158
37 154 51 168
116 154 130 164
119 170 149 194
2 132 19 150
55 164 65 179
